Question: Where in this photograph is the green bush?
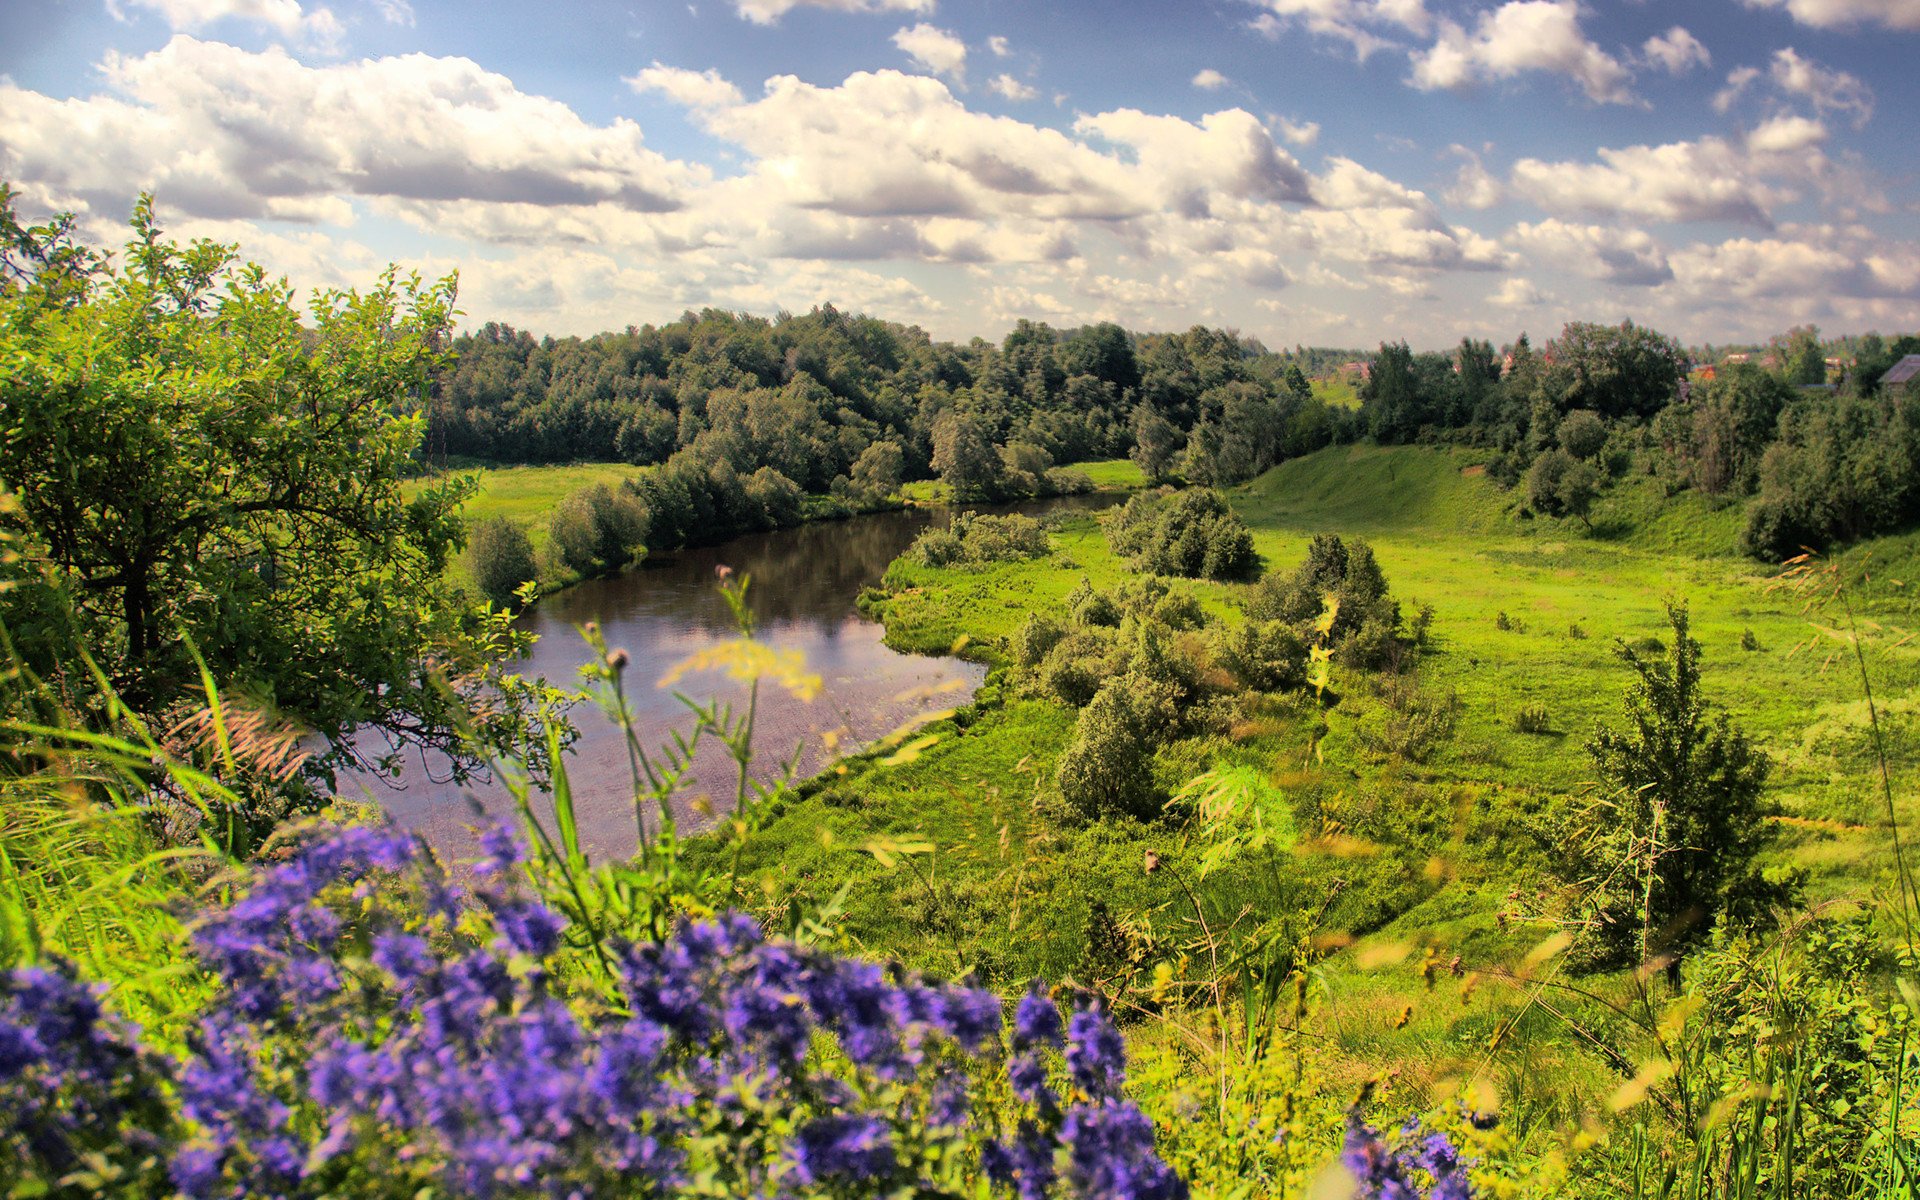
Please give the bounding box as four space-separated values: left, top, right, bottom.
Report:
1102 490 1258 581
909 512 1050 567
1511 704 1553 734
469 517 538 608
547 483 649 577
1213 619 1308 692
1013 613 1066 668
1056 677 1160 819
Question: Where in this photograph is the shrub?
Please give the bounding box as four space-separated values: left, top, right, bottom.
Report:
1511 704 1553 734
1740 627 1760 651
469 517 538 608
1556 409 1607 460
1213 620 1308 692
1573 603 1784 972
1013 613 1066 668
548 483 649 577
1245 534 1399 650
744 466 804 530
1102 491 1257 581
1056 679 1160 819
1069 579 1121 628
910 513 1050 568
548 490 604 576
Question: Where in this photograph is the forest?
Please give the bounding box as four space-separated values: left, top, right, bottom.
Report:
3 193 1919 1200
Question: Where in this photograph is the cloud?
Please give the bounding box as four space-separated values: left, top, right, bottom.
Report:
1409 1 1633 105
106 0 343 49
987 35 1010 56
1490 276 1547 308
1641 27 1709 75
0 37 700 222
1243 0 1432 61
1767 48 1874 127
892 23 967 80
1737 0 1920 30
1746 113 1828 154
1077 106 1317 213
1192 69 1230 90
628 63 743 109
370 0 414 24
1275 117 1319 146
732 0 932 24
1714 49 1873 128
1444 146 1502 209
699 71 1141 223
1507 122 1835 226
1666 225 1920 303
988 74 1036 101
1506 218 1673 285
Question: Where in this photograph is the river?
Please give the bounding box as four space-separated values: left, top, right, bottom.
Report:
344 495 1116 862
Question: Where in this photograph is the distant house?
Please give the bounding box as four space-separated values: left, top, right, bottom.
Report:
1880 354 1920 392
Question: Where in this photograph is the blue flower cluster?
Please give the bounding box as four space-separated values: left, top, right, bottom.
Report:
1341 1111 1472 1200
2 822 1192 1199
0 960 173 1189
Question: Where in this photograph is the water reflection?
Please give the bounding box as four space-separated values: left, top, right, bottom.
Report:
343 494 1116 863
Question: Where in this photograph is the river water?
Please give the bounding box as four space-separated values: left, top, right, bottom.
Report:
345 496 1114 862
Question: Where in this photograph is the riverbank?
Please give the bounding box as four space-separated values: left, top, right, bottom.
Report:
415 458 1148 601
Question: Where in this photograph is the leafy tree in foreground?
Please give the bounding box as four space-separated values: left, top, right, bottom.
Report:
1574 603 1785 975
0 192 536 779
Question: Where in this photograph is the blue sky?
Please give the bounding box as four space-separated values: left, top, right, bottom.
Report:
3 0 1916 348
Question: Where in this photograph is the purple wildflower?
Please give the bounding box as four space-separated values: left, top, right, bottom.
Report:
1013 980 1063 1050
791 1114 898 1184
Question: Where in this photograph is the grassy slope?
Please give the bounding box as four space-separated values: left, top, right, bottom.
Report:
716 442 1920 1128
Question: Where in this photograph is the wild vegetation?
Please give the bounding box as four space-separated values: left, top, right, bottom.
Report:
4 192 1919 1199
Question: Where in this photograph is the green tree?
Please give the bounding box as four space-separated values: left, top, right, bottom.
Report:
1129 403 1182 483
1055 677 1159 819
1546 320 1687 420
846 438 904 503
930 410 1003 501
1579 603 1781 974
469 518 538 609
0 194 536 776
1556 409 1607 460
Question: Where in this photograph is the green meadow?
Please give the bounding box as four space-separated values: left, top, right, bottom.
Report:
716 441 1920 1141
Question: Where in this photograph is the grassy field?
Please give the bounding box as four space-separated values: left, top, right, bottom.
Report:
1312 375 1362 409
414 462 638 555
708 441 1920 1145
897 457 1144 505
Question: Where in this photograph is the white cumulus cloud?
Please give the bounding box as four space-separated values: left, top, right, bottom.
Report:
106 0 343 49
628 63 743 109
892 23 967 81
1243 0 1432 61
1192 68 1230 90
987 74 1037 102
1641 27 1710 75
0 37 701 223
732 0 932 24
1410 1 1634 105
1738 0 1920 30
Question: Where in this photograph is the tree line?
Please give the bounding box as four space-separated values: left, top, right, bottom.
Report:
1353 321 1920 558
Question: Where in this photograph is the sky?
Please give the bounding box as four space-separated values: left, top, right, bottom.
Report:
2 0 1917 350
